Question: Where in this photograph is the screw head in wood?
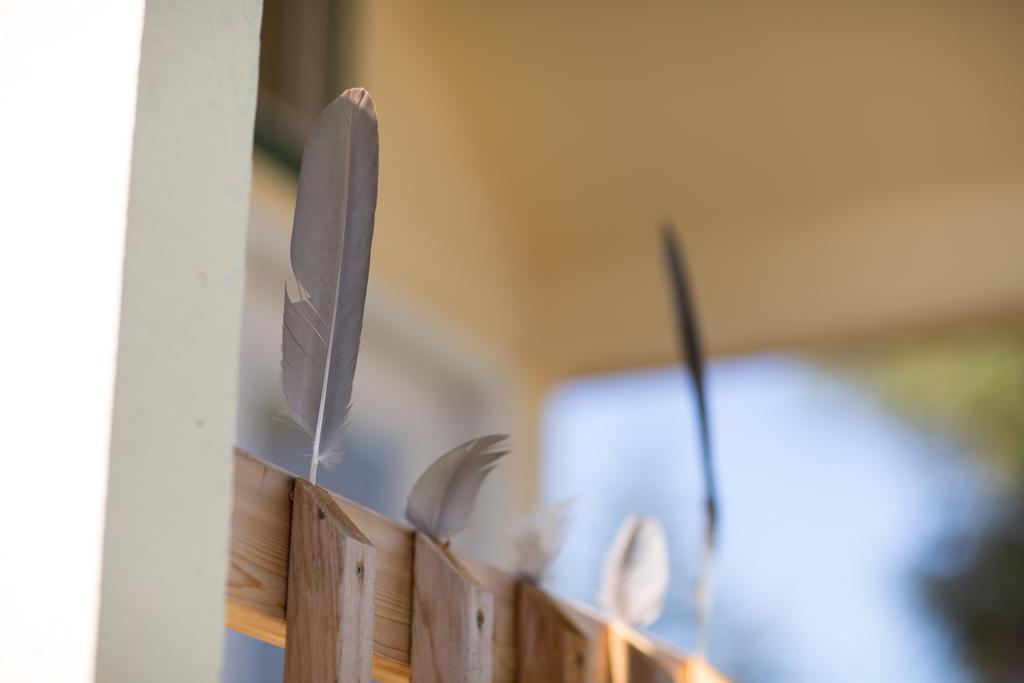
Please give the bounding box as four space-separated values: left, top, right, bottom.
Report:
476 609 485 629
356 562 364 578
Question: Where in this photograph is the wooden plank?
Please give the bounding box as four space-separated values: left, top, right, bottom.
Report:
683 658 731 683
336 495 414 682
558 600 612 683
608 625 689 683
517 581 589 682
284 480 376 682
626 628 731 683
226 449 724 683
411 533 494 682
540 598 613 682
607 628 676 683
227 449 412 682
227 451 292 644
461 557 518 682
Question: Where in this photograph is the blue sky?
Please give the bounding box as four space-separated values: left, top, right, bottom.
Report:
542 355 984 683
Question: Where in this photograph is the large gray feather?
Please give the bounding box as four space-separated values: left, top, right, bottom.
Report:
281 88 378 480
405 435 508 542
598 514 670 627
511 499 570 585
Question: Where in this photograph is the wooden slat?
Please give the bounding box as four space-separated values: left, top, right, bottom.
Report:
410 533 494 682
226 449 725 682
555 598 612 682
683 658 732 683
284 480 376 682
517 581 588 682
335 497 414 682
227 450 292 645
607 626 678 683
461 557 518 682
227 449 412 682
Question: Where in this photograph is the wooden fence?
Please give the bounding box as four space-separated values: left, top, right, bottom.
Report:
226 450 729 682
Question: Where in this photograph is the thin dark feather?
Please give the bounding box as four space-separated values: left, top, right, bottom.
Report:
660 223 717 540
660 223 718 653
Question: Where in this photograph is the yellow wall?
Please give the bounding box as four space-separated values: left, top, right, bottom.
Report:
349 1 1024 378
354 2 538 366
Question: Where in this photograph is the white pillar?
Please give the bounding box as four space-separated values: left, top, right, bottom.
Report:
0 0 262 681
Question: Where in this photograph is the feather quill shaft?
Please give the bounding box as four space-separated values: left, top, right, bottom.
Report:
405 435 508 543
660 223 717 653
282 88 379 483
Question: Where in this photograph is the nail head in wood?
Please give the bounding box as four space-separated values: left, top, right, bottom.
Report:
411 533 494 683
284 479 377 683
516 581 595 683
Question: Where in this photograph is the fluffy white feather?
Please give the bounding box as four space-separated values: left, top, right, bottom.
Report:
511 499 571 585
598 514 670 627
281 88 378 483
405 435 508 542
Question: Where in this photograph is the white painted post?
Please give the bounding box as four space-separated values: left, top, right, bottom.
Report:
93 0 263 680
0 0 262 681
0 3 145 682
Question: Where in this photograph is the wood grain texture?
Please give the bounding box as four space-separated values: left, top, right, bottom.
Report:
335 495 413 682
626 627 728 683
284 480 376 683
461 557 517 682
683 658 731 683
411 533 494 682
228 451 292 640
557 599 612 683
517 581 589 683
227 450 412 682
608 626 682 683
226 450 724 682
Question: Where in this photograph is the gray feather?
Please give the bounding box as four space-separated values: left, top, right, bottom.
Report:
598 514 670 627
405 435 508 542
281 88 378 476
511 499 570 585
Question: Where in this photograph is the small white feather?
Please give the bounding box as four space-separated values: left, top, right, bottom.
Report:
598 514 670 627
511 499 571 585
405 435 508 542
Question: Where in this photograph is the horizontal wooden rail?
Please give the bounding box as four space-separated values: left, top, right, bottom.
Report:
226 449 727 682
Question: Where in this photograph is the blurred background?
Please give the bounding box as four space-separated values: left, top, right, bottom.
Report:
225 2 1024 681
